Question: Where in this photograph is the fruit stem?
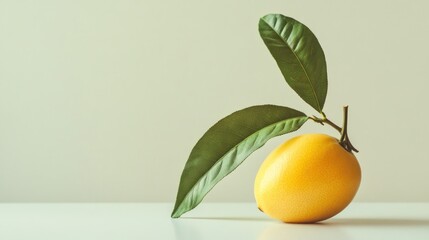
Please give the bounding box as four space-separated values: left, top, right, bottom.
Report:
339 106 358 152
309 106 358 153
340 106 349 143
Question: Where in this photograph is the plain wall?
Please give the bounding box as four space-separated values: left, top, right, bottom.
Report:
1 0 428 202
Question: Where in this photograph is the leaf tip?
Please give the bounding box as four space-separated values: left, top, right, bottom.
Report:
171 209 181 218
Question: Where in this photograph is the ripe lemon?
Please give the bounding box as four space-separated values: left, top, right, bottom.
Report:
254 133 361 223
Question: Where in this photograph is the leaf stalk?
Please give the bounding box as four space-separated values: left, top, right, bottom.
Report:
309 106 358 153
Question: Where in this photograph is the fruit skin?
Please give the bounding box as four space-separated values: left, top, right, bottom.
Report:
254 133 361 223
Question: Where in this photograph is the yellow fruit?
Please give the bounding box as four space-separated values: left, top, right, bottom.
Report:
254 133 361 223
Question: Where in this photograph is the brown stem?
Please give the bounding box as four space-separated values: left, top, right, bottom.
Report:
324 118 342 133
309 106 358 153
340 106 348 143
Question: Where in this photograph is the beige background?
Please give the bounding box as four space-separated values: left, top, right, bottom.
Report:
0 0 428 202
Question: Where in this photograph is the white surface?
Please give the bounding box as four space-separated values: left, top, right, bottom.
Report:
1 0 429 202
0 203 428 240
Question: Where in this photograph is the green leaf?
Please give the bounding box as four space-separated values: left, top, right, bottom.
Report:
171 105 308 218
259 14 328 112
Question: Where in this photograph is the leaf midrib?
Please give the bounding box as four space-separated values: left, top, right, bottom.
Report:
261 17 321 112
173 116 307 217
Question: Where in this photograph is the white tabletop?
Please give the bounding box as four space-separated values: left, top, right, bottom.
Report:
0 202 428 240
